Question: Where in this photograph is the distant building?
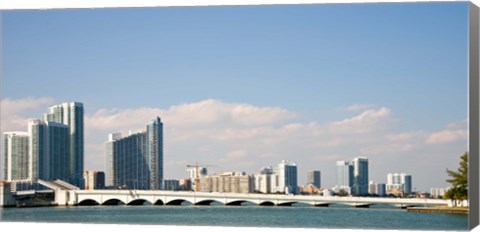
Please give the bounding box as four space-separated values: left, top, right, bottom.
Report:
83 171 105 190
386 173 412 196
352 157 369 195
105 117 163 190
199 172 254 194
28 120 70 182
368 181 377 195
2 132 29 181
43 102 84 188
163 179 180 191
307 170 321 188
254 166 275 193
377 183 386 197
178 178 191 191
335 161 353 190
277 160 298 194
300 184 321 195
185 166 208 191
430 187 450 198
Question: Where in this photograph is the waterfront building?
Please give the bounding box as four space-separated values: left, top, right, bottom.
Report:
368 181 377 195
300 183 321 195
105 117 164 190
185 166 208 191
2 132 29 181
43 102 84 188
277 160 298 194
430 187 450 198
306 170 321 188
28 120 70 182
386 173 412 196
335 161 353 190
163 179 180 191
83 171 105 190
377 183 386 197
178 178 191 191
254 166 274 193
199 172 254 194
352 157 369 195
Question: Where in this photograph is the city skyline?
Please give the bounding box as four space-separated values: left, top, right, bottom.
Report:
1 2 469 191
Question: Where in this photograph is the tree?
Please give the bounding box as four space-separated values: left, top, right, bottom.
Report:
444 152 468 203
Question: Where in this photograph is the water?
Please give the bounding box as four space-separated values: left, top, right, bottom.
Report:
0 205 468 230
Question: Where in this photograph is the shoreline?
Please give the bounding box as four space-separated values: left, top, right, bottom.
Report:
407 206 468 214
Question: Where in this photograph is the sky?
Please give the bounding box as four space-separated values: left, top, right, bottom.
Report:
0 2 470 191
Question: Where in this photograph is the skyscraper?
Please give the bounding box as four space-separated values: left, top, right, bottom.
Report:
28 120 70 182
307 170 321 188
352 157 369 195
43 102 84 188
335 161 353 188
277 160 298 194
2 132 29 181
105 117 164 190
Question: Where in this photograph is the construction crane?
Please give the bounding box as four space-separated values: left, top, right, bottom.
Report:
186 162 214 192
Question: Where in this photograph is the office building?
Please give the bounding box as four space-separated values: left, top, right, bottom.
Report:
277 160 298 194
83 171 105 190
43 102 84 188
307 170 321 188
2 132 29 181
105 117 163 190
335 161 353 191
352 157 369 195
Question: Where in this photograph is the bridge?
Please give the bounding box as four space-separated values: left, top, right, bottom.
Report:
56 189 449 208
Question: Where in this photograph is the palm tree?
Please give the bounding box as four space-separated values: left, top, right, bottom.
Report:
443 152 468 204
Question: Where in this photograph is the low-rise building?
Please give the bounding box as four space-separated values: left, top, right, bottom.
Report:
199 172 254 194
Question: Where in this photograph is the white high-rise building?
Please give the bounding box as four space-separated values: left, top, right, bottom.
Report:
277 160 298 194
386 173 412 194
105 117 164 190
254 166 274 193
2 132 29 181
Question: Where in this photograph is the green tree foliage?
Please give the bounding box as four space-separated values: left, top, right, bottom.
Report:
444 152 468 202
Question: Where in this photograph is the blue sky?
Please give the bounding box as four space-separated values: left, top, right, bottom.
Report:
1 2 470 190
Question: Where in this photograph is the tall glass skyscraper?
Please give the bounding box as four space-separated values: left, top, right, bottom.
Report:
352 157 369 195
307 170 321 188
28 120 70 182
2 132 29 181
336 161 353 188
106 117 163 190
277 160 298 194
43 102 84 188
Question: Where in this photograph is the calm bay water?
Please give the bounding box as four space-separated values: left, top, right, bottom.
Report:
0 205 468 230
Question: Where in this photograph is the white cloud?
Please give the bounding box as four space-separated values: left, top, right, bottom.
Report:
1 97 55 132
346 104 374 112
426 129 468 144
331 107 392 134
225 150 248 159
